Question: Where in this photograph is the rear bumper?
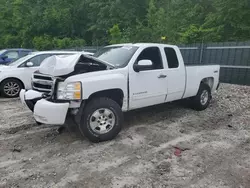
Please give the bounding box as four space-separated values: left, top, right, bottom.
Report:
20 89 69 125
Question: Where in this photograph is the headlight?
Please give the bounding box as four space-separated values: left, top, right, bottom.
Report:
57 82 82 100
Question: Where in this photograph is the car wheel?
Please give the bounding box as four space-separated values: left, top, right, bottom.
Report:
190 83 212 111
0 79 23 98
79 97 123 143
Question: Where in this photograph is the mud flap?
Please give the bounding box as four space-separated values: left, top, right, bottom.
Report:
216 82 220 90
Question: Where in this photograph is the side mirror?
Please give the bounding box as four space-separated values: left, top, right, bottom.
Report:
133 60 153 72
26 61 34 67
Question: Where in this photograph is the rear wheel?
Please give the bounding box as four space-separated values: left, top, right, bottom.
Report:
0 79 23 98
79 97 123 142
190 83 211 111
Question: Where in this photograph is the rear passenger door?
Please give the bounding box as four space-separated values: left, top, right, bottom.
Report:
164 47 186 102
129 47 168 109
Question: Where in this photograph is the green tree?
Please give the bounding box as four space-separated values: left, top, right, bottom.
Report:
131 0 167 42
179 25 220 44
109 24 122 44
0 0 250 49
203 0 250 41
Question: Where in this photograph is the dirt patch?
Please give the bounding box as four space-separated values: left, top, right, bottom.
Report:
0 84 250 188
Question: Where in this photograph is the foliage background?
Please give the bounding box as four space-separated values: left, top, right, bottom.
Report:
0 0 249 50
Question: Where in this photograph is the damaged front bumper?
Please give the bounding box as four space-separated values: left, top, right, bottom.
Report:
20 89 70 125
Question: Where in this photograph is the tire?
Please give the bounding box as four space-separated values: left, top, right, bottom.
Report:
190 83 211 111
79 97 123 143
0 78 23 98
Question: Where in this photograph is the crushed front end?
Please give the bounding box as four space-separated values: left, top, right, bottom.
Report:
19 53 112 125
20 72 82 125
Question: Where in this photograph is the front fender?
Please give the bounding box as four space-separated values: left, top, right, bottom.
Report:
66 72 128 100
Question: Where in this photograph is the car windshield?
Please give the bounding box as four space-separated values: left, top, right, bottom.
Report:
7 54 33 66
93 46 138 68
0 50 6 55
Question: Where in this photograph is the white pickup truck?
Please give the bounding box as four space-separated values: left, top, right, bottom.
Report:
20 43 220 142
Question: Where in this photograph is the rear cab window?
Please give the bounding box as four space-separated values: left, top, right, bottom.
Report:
164 47 179 69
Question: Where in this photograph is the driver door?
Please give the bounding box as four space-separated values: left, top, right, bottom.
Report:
129 47 168 110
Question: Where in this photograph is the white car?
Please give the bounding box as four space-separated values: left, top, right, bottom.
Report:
0 51 84 98
81 51 94 56
20 43 220 142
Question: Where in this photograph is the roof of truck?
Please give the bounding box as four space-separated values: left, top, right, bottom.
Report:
107 43 177 48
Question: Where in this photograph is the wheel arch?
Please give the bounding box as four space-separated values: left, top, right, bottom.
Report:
0 77 25 89
200 77 214 90
87 89 124 107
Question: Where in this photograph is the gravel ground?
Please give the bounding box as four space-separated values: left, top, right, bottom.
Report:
0 84 250 188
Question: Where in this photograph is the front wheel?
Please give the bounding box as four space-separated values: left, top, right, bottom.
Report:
79 97 123 142
0 79 23 98
190 83 212 111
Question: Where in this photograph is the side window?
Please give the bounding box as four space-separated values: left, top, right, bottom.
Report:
19 51 30 58
5 51 19 59
164 47 179 68
28 54 51 67
137 47 163 70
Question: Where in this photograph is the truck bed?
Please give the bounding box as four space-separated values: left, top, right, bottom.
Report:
183 65 220 98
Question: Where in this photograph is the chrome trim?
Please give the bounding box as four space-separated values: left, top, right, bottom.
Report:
49 77 57 98
32 79 53 85
32 73 54 93
33 73 54 77
32 86 51 92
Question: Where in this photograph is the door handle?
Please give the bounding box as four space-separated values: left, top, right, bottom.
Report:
158 74 167 79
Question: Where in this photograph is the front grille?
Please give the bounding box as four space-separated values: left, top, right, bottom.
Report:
32 73 54 93
33 83 52 90
33 74 53 81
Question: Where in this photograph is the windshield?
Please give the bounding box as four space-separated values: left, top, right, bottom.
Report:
7 54 33 66
0 50 6 55
93 46 138 68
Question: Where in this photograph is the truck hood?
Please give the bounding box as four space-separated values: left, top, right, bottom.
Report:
39 53 115 77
